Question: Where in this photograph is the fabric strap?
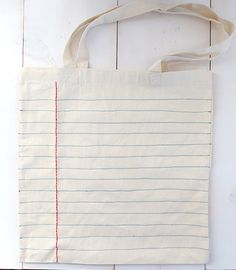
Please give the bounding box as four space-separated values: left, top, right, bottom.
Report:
63 0 234 72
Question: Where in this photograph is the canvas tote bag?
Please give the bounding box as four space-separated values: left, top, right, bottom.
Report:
19 0 234 264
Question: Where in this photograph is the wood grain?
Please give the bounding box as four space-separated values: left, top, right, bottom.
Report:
0 0 22 268
206 0 236 269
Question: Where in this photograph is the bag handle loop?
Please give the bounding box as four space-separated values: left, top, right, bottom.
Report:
63 0 234 72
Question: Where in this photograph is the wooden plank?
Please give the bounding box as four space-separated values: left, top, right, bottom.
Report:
18 0 236 269
206 0 236 269
116 0 210 270
23 264 115 270
22 0 117 269
24 0 118 68
115 265 204 270
117 0 210 71
0 0 23 268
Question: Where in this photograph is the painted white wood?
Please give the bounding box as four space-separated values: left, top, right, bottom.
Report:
206 0 236 269
115 265 204 270
22 264 115 270
24 0 118 68
117 0 211 72
116 1 210 269
0 0 22 268
23 1 117 269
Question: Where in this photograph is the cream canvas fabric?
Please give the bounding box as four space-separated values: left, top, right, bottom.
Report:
19 1 234 264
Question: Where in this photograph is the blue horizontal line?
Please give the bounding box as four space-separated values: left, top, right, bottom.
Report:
20 109 211 113
18 143 212 147
19 154 210 159
19 200 208 204
19 188 207 193
18 166 210 170
19 223 208 227
19 211 208 215
20 246 208 251
19 132 211 135
19 121 211 124
20 234 208 239
19 98 212 101
19 177 208 181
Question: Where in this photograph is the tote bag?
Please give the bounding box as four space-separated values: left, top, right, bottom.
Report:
19 0 234 264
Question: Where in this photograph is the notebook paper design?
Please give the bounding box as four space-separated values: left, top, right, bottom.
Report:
19 1 234 265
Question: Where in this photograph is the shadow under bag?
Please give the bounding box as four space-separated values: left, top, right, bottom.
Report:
19 0 234 264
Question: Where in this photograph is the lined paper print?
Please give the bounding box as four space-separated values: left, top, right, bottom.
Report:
19 68 212 264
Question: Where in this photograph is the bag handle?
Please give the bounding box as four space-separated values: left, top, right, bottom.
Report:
63 0 234 72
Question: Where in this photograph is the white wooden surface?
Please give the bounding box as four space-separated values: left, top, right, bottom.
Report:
0 0 22 268
0 0 236 269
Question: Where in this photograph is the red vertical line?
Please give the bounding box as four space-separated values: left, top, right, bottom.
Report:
54 81 59 262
